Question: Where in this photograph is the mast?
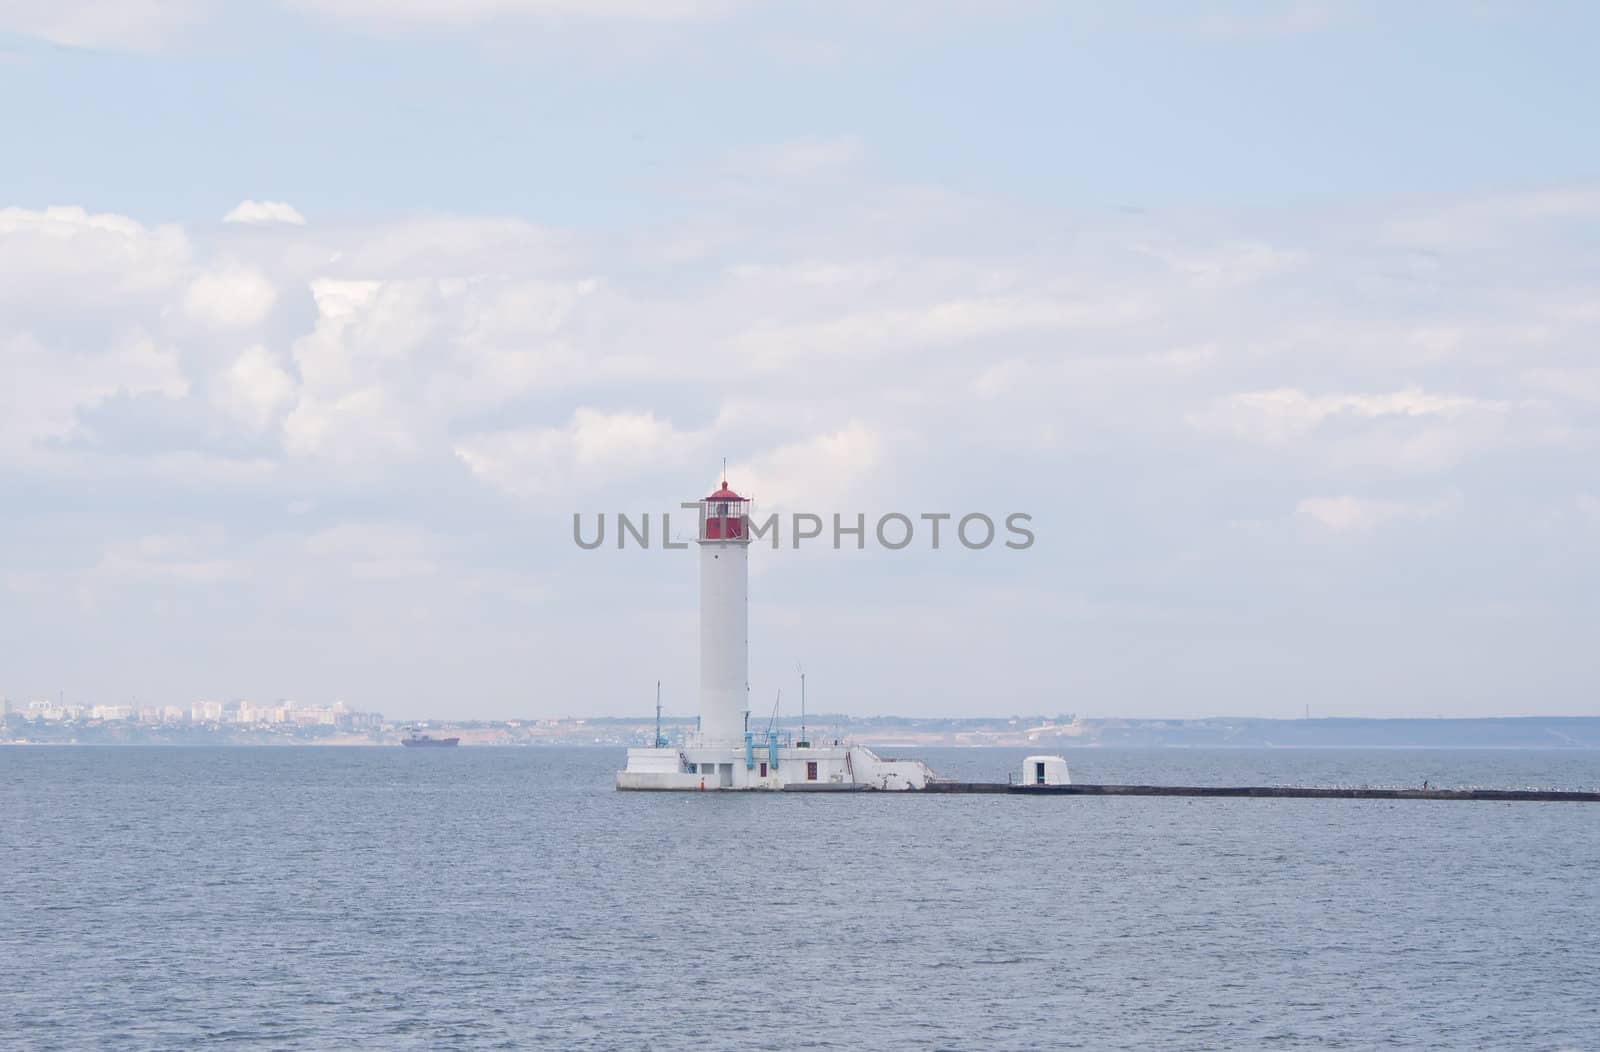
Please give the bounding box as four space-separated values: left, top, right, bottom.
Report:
798 669 809 748
654 680 667 748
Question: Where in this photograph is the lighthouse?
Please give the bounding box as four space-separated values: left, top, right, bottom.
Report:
615 473 935 791
696 480 750 746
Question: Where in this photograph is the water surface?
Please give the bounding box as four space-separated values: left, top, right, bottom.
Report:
4 746 1597 1050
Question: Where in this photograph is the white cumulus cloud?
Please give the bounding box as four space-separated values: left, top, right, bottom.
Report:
0 205 189 310
727 422 890 510
212 346 297 433
1 332 189 456
182 266 278 329
222 200 308 226
455 409 693 497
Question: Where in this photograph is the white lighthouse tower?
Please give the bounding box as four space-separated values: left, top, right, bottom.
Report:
696 480 749 746
616 474 934 791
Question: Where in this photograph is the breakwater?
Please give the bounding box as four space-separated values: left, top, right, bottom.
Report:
919 783 1600 802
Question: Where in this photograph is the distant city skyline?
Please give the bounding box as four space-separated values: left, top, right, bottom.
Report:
9 699 1599 753
3 2 1598 719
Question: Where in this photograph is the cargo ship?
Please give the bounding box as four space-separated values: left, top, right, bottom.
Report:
401 729 460 747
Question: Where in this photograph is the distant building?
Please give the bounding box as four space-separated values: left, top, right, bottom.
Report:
290 707 337 726
27 700 83 721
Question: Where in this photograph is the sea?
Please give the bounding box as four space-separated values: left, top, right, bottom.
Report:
4 746 1598 1051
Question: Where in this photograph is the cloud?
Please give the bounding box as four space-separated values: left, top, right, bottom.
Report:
5 181 1600 717
222 200 307 226
0 0 203 51
1196 383 1568 473
0 0 744 49
9 522 462 622
725 138 865 181
738 294 1150 368
1185 387 1546 473
9 185 1593 498
1296 493 1461 533
283 0 742 29
1384 186 1600 250
1 331 188 457
0 205 190 311
1523 367 1600 406
454 409 694 497
212 345 297 433
280 272 598 463
1132 239 1303 290
728 422 890 510
182 266 278 329
6 188 1595 494
94 532 234 586
1190 387 1508 446
301 523 440 580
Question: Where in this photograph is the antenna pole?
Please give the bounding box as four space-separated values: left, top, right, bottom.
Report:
655 680 665 748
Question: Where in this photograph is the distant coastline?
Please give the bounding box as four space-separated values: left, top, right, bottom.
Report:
3 713 1597 749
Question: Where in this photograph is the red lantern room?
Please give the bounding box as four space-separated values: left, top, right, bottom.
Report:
700 480 748 540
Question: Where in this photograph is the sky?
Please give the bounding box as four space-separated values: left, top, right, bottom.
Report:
1 0 1597 721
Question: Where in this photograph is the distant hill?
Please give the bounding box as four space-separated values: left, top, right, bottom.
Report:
9 712 1597 748
1044 717 1600 749
740 715 1600 749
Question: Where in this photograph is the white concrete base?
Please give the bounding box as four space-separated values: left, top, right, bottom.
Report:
615 742 934 791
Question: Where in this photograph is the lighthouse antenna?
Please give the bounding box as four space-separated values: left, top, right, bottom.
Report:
797 665 809 749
